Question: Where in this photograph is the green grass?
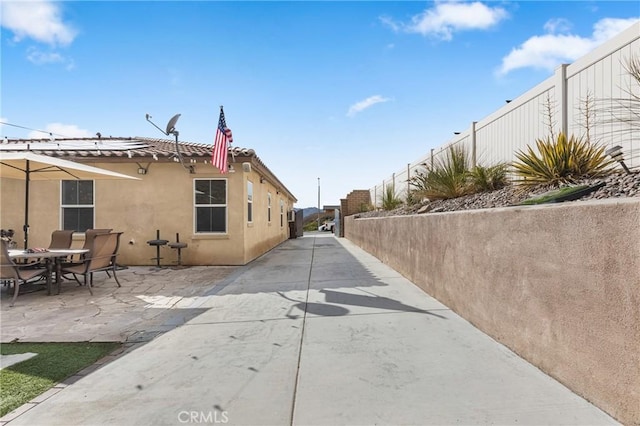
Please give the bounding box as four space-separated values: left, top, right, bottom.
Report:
1 342 120 417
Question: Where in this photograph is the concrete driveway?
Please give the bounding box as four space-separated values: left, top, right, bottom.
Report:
0 234 619 425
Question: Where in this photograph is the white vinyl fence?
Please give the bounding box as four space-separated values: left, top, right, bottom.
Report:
371 23 640 207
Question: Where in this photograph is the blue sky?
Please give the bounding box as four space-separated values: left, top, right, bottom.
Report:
1 1 638 208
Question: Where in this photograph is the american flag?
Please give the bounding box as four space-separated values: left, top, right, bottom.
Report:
212 107 233 173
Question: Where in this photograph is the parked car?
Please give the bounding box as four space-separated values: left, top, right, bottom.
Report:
318 221 335 232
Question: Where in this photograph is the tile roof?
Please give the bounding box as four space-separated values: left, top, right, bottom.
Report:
1 136 296 202
0 136 255 161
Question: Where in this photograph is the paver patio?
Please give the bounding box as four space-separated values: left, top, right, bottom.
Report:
1 265 237 343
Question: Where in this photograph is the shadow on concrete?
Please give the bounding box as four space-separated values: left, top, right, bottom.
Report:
276 291 351 319
319 289 447 319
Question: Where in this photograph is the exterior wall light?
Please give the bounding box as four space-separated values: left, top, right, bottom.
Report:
605 145 632 175
136 163 149 175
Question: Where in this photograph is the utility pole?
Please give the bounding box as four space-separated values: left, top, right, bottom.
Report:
317 177 321 231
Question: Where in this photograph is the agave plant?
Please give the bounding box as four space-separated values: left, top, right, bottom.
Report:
512 132 614 186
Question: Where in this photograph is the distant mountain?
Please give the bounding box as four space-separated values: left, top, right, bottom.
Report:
301 207 321 219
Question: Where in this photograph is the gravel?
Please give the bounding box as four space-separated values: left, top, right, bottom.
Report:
357 171 640 218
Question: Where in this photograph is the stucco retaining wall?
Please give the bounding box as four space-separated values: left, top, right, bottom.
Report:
345 198 640 425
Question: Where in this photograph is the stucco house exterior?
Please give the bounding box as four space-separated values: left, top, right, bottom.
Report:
0 137 297 266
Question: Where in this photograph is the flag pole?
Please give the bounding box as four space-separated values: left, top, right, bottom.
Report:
212 105 233 173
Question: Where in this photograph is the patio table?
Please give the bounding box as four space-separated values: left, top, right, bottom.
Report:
8 249 89 295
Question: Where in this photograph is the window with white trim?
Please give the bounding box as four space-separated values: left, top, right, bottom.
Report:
280 199 284 227
267 192 272 222
247 180 253 223
61 180 94 232
195 179 227 233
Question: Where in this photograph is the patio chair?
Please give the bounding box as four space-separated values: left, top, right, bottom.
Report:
60 232 123 295
39 230 76 276
82 229 113 250
63 228 113 266
81 228 114 276
48 230 74 250
0 240 50 306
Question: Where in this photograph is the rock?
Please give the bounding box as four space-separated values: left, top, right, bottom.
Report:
417 204 432 214
357 171 640 219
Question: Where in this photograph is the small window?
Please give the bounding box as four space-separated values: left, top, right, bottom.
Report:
280 199 284 227
195 179 227 233
247 180 253 223
61 180 94 232
267 192 272 222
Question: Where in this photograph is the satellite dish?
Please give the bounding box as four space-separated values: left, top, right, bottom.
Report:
165 114 181 135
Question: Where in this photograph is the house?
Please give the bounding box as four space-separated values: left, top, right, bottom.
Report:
0 137 297 266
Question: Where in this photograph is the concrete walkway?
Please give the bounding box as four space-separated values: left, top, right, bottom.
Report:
3 234 618 425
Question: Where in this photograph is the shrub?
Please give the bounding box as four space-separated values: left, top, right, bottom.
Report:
512 133 614 186
405 190 421 206
358 203 373 213
381 184 403 211
410 145 471 200
468 163 509 192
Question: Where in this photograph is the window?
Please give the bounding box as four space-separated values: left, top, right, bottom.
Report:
61 180 94 232
267 192 272 222
247 180 253 223
195 179 227 233
280 199 284 227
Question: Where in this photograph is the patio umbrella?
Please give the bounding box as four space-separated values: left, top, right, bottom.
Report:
0 151 140 249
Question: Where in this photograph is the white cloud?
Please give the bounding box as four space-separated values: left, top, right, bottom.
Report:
498 17 639 75
347 95 391 117
27 123 92 139
26 47 63 64
591 17 638 43
379 15 401 33
26 46 74 69
543 18 572 34
0 1 77 46
382 1 508 41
